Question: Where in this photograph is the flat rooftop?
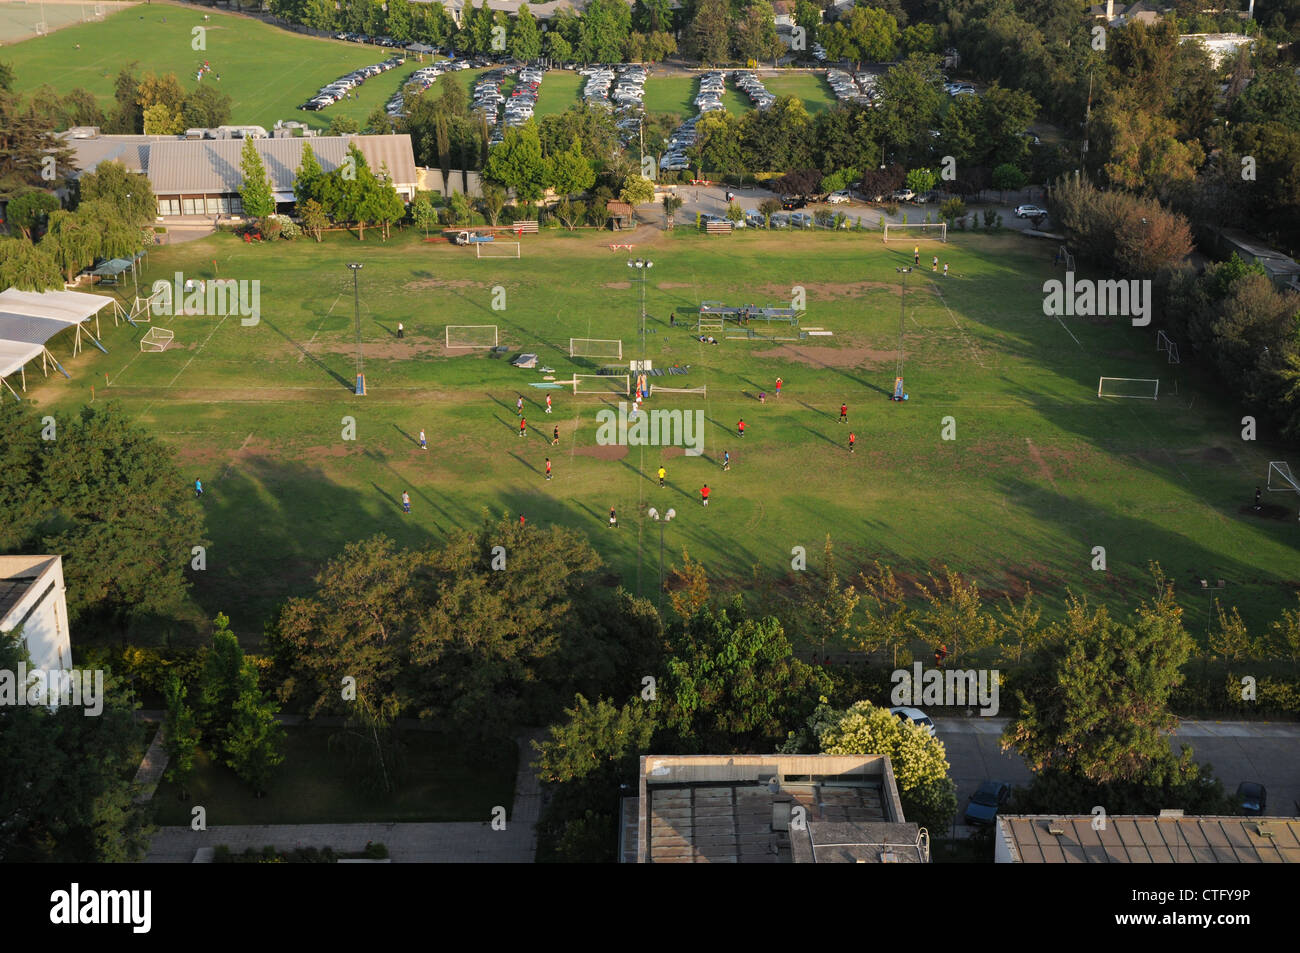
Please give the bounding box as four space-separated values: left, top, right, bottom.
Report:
998 815 1300 863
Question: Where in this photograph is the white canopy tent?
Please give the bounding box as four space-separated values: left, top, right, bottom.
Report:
0 288 113 400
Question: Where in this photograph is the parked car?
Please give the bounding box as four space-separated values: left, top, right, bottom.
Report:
889 706 936 736
1237 781 1267 816
964 780 1011 826
744 208 765 227
789 211 813 228
890 188 916 202
781 195 806 210
827 190 852 204
1014 204 1048 219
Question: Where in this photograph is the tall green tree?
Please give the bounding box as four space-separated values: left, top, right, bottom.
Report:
510 3 543 61
223 661 286 795
162 673 201 799
238 137 275 219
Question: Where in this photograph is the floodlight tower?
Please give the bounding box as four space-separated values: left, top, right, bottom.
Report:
647 507 676 611
348 262 365 395
893 266 911 400
628 258 653 372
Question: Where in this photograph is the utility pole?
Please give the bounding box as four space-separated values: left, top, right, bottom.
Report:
348 263 365 395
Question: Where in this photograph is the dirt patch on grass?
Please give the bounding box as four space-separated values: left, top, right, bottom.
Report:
573 444 628 460
757 281 896 299
604 281 632 290
660 446 687 458
1024 438 1059 491
404 278 483 291
305 337 445 360
657 282 694 290
1240 503 1290 520
764 344 897 368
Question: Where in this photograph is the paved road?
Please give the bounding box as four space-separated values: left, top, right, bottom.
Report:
939 717 1300 837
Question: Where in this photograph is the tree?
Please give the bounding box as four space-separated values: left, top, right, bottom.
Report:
6 189 60 238
181 84 232 129
223 660 286 795
905 167 937 196
826 5 900 69
689 0 730 65
858 560 915 665
618 173 655 206
0 631 153 862
734 1 782 65
328 115 362 136
299 197 329 241
142 101 184 136
136 71 186 119
75 160 154 226
162 674 201 799
196 613 247 751
510 3 543 61
990 163 1027 197
667 549 710 620
547 136 596 198
294 143 325 207
484 123 548 202
1007 569 1193 784
238 137 275 220
410 194 437 237
0 237 61 291
1209 599 1255 664
758 196 780 226
661 193 682 228
791 536 860 655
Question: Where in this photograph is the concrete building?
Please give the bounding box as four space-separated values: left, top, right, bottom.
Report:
1089 1 1164 27
1179 32 1254 67
0 555 71 673
60 131 419 219
623 753 930 863
996 814 1300 863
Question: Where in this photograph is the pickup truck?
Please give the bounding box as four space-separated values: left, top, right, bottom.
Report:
452 231 494 245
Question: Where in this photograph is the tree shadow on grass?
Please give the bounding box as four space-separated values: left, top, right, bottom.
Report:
261 316 354 391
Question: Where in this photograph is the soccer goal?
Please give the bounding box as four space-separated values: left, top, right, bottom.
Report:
1267 461 1300 494
477 241 520 259
649 384 707 397
883 222 947 244
573 374 630 396
140 327 173 352
445 325 499 349
1098 377 1159 399
1156 330 1181 364
569 338 623 360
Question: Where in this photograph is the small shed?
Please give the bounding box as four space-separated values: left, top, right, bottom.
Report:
607 201 636 231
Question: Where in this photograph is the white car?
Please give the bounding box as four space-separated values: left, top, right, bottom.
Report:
890 707 936 736
1015 205 1048 219
827 191 852 204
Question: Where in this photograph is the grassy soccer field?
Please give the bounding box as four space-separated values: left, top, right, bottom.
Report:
23 227 1300 646
0 0 417 131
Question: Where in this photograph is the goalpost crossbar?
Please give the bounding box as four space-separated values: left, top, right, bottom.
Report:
569 338 623 359
477 241 521 258
1267 461 1300 493
573 374 630 396
883 223 947 243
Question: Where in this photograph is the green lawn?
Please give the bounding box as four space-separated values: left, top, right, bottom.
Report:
151 726 518 824
1 0 420 131
25 227 1300 646
762 73 836 113
642 76 698 116
534 69 583 118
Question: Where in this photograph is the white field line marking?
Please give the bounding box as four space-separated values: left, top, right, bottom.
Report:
930 282 988 367
136 312 231 421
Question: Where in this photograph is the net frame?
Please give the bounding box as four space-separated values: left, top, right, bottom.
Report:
476 241 521 258
649 384 707 396
883 222 947 243
445 325 499 349
1156 330 1180 364
1267 461 1300 493
573 374 630 396
140 327 173 352
569 338 623 359
1098 377 1159 399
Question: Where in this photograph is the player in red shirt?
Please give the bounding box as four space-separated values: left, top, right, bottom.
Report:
700 484 710 506
737 418 745 437
775 377 782 398
839 403 847 423
519 417 527 438
849 431 856 453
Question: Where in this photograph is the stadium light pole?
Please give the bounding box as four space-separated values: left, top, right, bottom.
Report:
894 267 911 399
348 263 365 395
647 507 675 611
1200 578 1226 642
628 258 653 372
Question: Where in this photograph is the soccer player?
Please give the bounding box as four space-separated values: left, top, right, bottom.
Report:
195 478 203 498
608 506 618 528
775 377 782 398
1255 486 1262 511
722 450 730 471
849 431 856 453
914 245 919 265
546 458 552 481
519 514 526 527
738 418 746 438
839 403 848 423
419 429 427 450
932 255 938 272
516 395 524 416
397 322 404 339
552 425 560 446
759 391 766 404
545 394 553 413
519 417 527 438
943 262 949 278
700 484 710 506
658 466 666 487
402 491 411 513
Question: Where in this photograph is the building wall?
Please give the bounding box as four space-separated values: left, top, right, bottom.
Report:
0 556 71 672
419 168 484 198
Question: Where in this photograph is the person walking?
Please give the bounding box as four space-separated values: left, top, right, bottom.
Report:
658 465 666 487
402 491 411 514
722 450 730 471
545 393 552 414
914 245 919 265
519 417 527 438
849 431 856 453
546 457 552 481
775 377 782 398
552 425 560 446
700 484 710 507
608 506 618 528
195 478 203 498
737 418 746 438
943 262 949 278
419 429 427 450
516 395 524 416
397 321 404 338
839 402 848 423
759 391 766 404
932 255 939 273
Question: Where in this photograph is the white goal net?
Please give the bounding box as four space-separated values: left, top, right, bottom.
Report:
140 327 173 352
573 374 630 396
1156 330 1180 364
649 384 707 396
445 325 498 349
569 338 623 359
883 222 947 243
1098 377 1159 399
1267 461 1300 493
477 241 520 258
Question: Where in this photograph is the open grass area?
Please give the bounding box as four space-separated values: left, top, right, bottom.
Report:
1 0 412 131
534 68 583 118
761 72 836 113
151 726 518 824
23 226 1300 647
642 75 698 116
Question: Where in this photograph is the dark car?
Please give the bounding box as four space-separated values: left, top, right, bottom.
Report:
1237 781 1266 816
964 780 1010 826
781 195 806 210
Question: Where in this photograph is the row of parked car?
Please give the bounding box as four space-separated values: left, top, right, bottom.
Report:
695 71 727 113
299 58 404 111
386 62 449 118
946 80 977 97
660 114 698 172
503 66 544 132
731 71 775 109
331 31 405 48
826 69 870 107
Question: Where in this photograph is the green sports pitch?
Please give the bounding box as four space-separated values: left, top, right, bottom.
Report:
24 226 1300 644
